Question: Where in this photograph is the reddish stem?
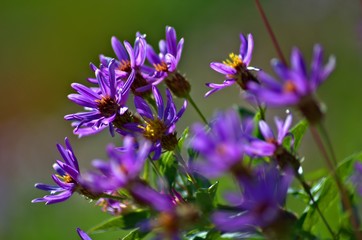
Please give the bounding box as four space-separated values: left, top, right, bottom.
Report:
254 0 288 66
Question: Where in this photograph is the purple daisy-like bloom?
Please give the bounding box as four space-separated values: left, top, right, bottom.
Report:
32 138 97 204
213 164 293 232
64 59 135 137
145 26 184 84
206 33 259 97
128 86 187 159
77 228 92 240
247 45 335 123
190 109 274 178
81 136 151 192
100 33 148 78
259 114 293 148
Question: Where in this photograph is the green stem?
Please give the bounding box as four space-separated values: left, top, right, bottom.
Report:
99 193 126 201
143 157 150 181
296 174 336 239
148 157 169 191
174 147 199 188
311 127 362 240
317 122 338 166
186 94 208 125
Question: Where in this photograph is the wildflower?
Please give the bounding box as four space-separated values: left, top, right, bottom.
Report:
32 138 99 204
205 33 259 97
213 164 294 234
145 26 190 98
248 45 336 124
130 183 200 239
100 33 152 96
81 136 151 192
189 109 274 178
128 86 187 159
64 59 135 137
77 228 92 240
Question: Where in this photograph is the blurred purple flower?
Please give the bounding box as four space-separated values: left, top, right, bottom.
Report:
64 59 135 137
131 183 199 240
247 45 335 123
128 86 187 159
32 138 98 204
351 162 362 196
77 228 92 240
81 136 151 192
190 109 274 178
206 33 259 97
259 114 293 148
213 164 293 232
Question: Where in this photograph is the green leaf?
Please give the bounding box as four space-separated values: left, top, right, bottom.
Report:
159 151 178 188
178 127 189 149
301 151 362 238
234 105 255 119
88 210 150 234
195 182 219 213
122 228 148 240
283 119 308 151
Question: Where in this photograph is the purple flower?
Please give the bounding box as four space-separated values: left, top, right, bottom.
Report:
190 109 274 178
247 45 335 123
259 114 293 148
131 183 199 240
64 59 135 137
77 228 92 240
145 26 184 85
100 33 148 78
128 86 187 159
32 138 97 204
351 162 362 196
206 33 259 97
213 164 293 232
81 136 151 192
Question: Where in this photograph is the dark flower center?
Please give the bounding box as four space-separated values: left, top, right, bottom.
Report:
142 118 167 142
161 133 178 151
96 96 119 117
118 59 132 72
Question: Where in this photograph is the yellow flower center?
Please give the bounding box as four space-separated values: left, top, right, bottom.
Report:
153 61 168 72
223 53 244 69
141 118 167 142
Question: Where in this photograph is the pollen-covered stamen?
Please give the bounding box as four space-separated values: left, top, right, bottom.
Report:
59 174 76 184
96 96 119 117
118 59 132 72
141 118 167 142
154 61 168 72
223 53 244 69
283 81 297 93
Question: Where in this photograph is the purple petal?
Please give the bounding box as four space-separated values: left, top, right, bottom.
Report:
111 36 128 61
210 62 237 75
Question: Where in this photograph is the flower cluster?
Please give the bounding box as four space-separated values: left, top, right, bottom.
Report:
33 19 362 240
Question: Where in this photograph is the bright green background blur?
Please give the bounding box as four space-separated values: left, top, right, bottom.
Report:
1 0 362 239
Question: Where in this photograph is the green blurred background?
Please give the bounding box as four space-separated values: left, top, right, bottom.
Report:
1 0 362 239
